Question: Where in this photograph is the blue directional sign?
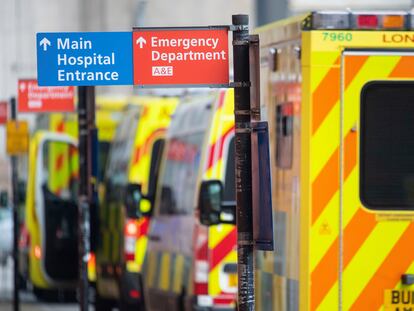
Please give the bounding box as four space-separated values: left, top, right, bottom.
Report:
36 32 133 86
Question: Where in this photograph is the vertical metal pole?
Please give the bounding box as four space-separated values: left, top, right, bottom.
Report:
78 86 94 311
232 14 254 311
10 97 19 311
249 34 260 123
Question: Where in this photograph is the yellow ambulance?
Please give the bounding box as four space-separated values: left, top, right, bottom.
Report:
143 89 238 311
20 96 128 299
24 131 78 299
95 96 178 311
253 10 414 311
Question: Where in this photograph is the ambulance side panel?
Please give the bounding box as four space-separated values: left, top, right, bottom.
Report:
255 18 303 311
144 95 216 311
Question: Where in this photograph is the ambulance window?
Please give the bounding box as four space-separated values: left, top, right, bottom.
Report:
106 111 139 186
147 139 165 198
159 133 204 215
360 81 414 209
42 141 78 201
276 103 293 169
223 136 235 201
98 141 110 182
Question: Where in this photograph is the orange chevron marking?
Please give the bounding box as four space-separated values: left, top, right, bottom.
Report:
342 209 376 267
344 131 357 179
344 55 369 88
311 209 376 310
312 57 340 134
311 129 360 309
55 153 65 171
311 238 338 311
389 56 414 78
350 224 414 311
312 55 368 134
312 149 339 224
312 129 357 225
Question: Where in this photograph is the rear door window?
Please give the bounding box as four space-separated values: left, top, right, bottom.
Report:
42 141 78 201
360 81 414 209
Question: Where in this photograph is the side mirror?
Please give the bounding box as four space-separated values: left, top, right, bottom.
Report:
198 180 236 226
0 191 8 208
125 183 142 219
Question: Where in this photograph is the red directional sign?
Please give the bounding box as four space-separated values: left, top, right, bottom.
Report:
18 79 75 113
133 28 229 87
0 101 7 125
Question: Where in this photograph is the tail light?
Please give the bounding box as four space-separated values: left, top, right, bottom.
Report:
356 15 378 28
124 219 138 262
382 15 405 29
129 289 141 299
310 11 408 31
34 245 42 259
87 252 96 270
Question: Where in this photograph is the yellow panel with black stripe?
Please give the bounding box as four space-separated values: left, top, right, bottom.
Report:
256 11 414 311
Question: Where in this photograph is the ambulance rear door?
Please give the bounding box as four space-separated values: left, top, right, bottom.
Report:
340 50 414 311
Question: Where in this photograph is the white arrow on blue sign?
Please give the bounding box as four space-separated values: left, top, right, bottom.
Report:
36 32 133 86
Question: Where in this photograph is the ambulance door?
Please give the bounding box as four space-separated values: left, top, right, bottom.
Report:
340 51 414 310
35 133 78 285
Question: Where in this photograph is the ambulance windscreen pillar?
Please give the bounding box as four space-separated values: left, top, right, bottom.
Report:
232 14 255 311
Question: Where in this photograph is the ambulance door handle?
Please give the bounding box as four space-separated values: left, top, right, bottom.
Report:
148 234 161 242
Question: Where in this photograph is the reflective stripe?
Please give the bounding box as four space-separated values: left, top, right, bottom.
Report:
312 54 414 310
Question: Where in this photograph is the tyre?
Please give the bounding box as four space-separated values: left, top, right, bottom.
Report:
94 291 115 311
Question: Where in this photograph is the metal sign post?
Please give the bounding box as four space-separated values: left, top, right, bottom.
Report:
232 14 255 311
10 97 20 311
77 86 95 311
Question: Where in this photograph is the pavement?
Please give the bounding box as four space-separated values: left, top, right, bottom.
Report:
0 257 80 311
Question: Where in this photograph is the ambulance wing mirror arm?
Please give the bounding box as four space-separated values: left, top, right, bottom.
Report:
125 183 143 219
219 200 236 225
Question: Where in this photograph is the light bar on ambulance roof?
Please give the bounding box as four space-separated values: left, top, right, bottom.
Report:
351 11 408 30
311 11 351 30
309 11 410 30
